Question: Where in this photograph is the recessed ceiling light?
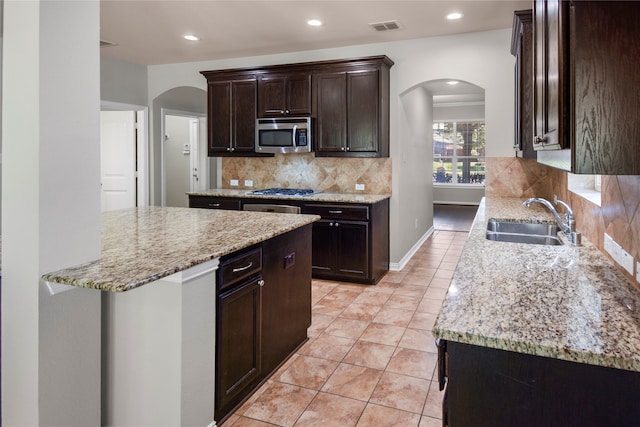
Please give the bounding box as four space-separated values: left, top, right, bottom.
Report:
446 12 463 20
183 35 199 41
447 80 460 85
307 19 323 27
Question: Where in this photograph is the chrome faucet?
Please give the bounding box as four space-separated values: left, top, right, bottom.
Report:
523 196 582 245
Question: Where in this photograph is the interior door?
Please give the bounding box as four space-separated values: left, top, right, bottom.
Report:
100 111 137 212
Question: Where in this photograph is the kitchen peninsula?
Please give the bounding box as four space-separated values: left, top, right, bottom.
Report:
434 198 640 426
42 206 319 426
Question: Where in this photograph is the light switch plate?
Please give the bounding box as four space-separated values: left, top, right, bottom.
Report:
619 248 634 275
230 179 239 186
636 262 640 283
355 183 365 191
244 179 253 187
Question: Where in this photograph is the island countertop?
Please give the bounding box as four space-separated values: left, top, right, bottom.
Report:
188 188 391 204
41 206 319 292
433 197 640 372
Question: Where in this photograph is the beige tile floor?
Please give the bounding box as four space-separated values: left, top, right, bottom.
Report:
221 230 468 427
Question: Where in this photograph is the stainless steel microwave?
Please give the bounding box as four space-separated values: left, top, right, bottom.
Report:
255 117 312 154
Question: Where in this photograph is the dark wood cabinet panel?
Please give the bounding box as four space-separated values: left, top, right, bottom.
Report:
310 220 334 274
533 0 640 174
208 82 232 155
335 221 369 280
216 276 262 420
303 199 389 284
206 78 262 156
315 72 347 153
441 340 640 426
347 70 379 154
214 227 312 424
258 73 311 117
313 56 392 157
261 226 312 374
189 196 241 210
511 10 536 159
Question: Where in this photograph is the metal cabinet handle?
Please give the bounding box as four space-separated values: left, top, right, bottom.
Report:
535 136 546 144
329 222 334 227
208 203 221 207
328 210 343 214
341 147 345 151
258 279 265 287
335 222 340 227
232 262 253 273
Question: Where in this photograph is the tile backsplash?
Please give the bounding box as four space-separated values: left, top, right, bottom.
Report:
221 153 392 194
486 157 640 284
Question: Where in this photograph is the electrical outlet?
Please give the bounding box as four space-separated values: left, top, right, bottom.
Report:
604 233 634 275
355 183 365 191
619 247 634 275
230 179 239 186
415 218 418 229
244 179 253 187
637 262 640 283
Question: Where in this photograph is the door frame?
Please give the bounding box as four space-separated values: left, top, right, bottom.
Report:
100 100 149 207
160 108 207 207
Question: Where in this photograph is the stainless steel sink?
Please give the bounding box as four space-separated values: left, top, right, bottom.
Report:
485 219 562 246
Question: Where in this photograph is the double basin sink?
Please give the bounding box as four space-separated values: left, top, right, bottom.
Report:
485 219 562 246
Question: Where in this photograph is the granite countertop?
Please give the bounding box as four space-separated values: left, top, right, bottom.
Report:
188 188 391 204
41 206 319 293
433 197 640 372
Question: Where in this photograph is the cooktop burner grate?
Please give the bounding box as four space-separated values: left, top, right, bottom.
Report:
250 188 316 197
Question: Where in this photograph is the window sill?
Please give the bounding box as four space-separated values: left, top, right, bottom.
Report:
569 188 601 207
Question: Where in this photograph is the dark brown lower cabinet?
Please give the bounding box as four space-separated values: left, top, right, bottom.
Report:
439 340 640 427
215 226 312 423
215 276 262 420
303 199 389 284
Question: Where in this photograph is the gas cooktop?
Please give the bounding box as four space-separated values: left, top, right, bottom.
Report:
249 188 316 197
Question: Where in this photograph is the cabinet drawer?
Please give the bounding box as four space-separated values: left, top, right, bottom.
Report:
219 247 262 291
303 204 369 221
190 196 241 210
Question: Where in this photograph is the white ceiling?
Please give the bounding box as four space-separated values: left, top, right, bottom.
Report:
100 0 531 66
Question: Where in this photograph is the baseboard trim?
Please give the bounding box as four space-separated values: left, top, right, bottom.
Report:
390 226 435 271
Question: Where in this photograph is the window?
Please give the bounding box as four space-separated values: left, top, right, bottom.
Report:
433 121 485 185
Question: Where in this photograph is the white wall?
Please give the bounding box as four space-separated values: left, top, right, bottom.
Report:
2 1 102 425
147 28 514 264
101 55 148 106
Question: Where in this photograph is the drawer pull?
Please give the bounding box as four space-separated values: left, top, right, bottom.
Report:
232 262 253 273
208 203 221 207
328 210 343 214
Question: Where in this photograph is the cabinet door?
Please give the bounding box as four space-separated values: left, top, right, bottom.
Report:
315 72 347 153
335 221 369 280
258 76 286 117
258 73 311 117
232 80 257 153
310 220 336 275
512 10 536 159
286 73 312 116
261 226 312 375
533 0 567 150
208 82 232 155
216 278 262 419
347 70 379 153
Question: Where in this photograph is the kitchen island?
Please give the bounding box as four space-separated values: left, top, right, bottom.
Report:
433 198 640 426
42 206 319 427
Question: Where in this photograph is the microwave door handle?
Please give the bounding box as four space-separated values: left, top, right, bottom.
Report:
292 124 298 147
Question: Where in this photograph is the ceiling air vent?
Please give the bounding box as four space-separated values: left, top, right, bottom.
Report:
369 20 402 32
100 40 118 48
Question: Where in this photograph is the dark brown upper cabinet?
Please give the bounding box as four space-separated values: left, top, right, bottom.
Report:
533 0 640 174
257 72 311 117
314 57 393 157
201 72 271 157
511 10 536 159
201 55 393 158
